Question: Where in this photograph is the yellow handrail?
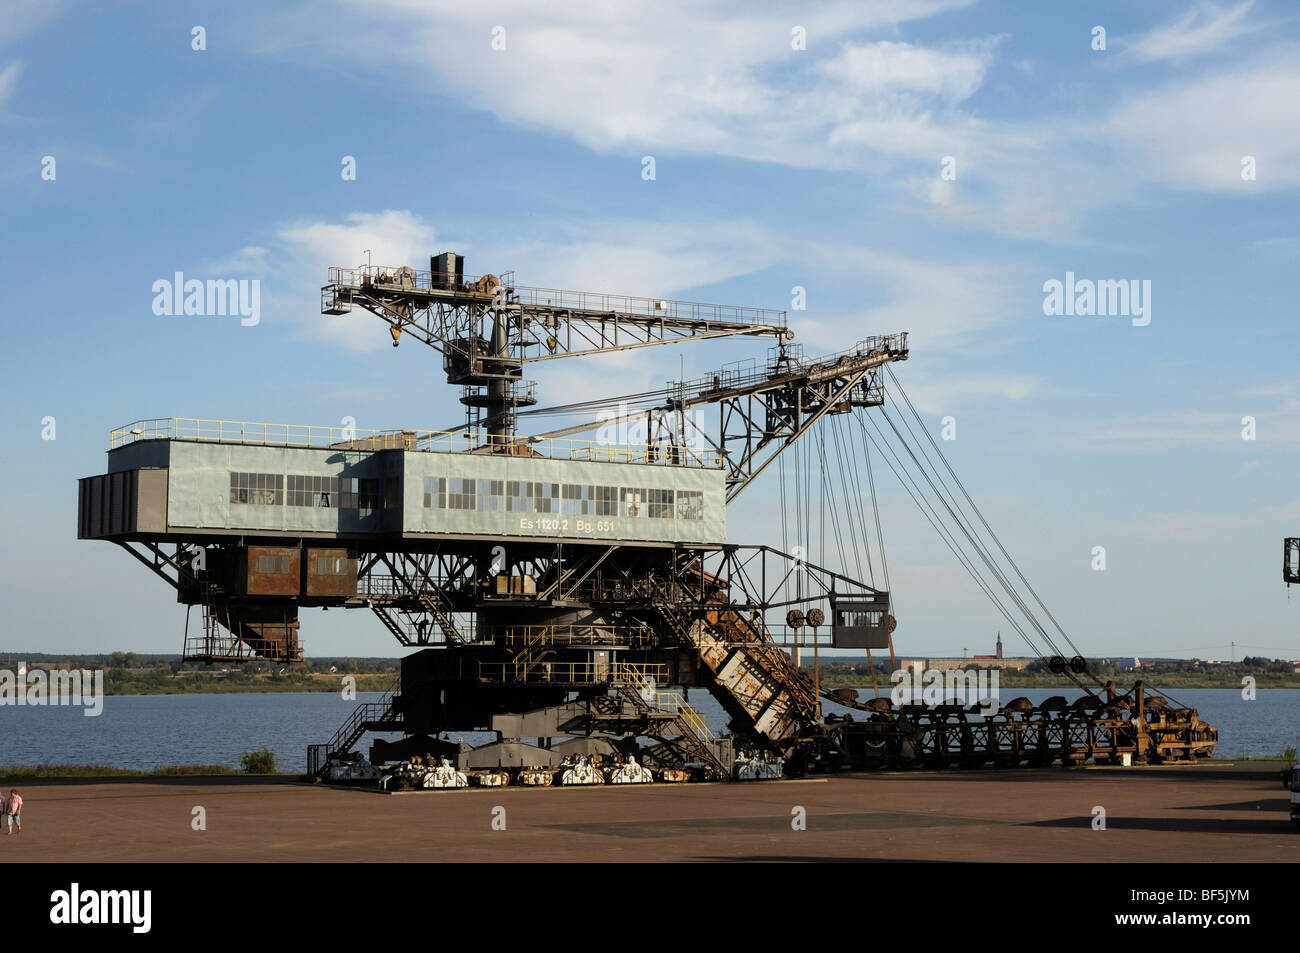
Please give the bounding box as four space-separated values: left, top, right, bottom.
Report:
622 669 715 741
109 417 721 468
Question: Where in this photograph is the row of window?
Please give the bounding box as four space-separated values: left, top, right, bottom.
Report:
256 554 291 574
423 477 704 521
230 472 394 512
228 472 707 523
252 554 349 575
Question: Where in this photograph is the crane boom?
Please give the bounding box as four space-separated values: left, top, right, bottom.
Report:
322 258 791 443
526 334 909 500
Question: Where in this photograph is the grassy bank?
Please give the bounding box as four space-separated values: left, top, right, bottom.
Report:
0 764 240 780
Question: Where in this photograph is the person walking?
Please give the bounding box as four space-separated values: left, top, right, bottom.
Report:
5 790 21 835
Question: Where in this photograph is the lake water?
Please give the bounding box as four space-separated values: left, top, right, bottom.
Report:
1 688 1295 772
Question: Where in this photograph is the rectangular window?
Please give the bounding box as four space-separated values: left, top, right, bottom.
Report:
339 477 382 514
314 556 347 575
648 487 675 519
595 485 617 517
423 476 438 508
443 477 476 510
286 475 337 508
620 487 643 519
677 490 703 521
230 472 283 506
533 481 560 514
508 480 529 513
837 610 883 627
256 554 291 574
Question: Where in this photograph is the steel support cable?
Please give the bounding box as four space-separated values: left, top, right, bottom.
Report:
827 414 868 583
883 378 1104 694
779 454 790 608
854 416 890 595
885 367 1089 662
836 413 877 586
862 417 1042 662
832 430 860 580
852 411 1046 658
880 396 1066 657
854 415 897 674
837 413 878 582
874 408 1096 696
814 426 822 567
829 413 879 695
801 427 809 603
877 406 1071 662
863 413 1041 658
815 428 847 572
815 426 854 580
794 430 803 605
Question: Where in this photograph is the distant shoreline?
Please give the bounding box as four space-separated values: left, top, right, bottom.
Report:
812 673 1299 691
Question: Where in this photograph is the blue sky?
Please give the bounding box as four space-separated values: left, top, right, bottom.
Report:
1 0 1297 661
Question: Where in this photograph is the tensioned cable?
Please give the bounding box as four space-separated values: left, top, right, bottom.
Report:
886 366 1088 662
876 405 1075 667
852 409 1048 659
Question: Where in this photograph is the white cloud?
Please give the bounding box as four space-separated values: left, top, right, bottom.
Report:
495 220 783 296
252 0 990 172
896 371 1041 415
234 0 1300 239
0 2 61 48
1065 404 1300 451
0 61 21 106
277 209 443 351
816 38 997 105
1121 1 1257 63
799 242 1028 352
273 210 786 356
1105 57 1300 190
202 246 270 275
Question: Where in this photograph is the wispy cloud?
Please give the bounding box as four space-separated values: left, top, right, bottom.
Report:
236 0 1295 241
1120 1 1258 63
0 1 62 49
273 210 786 358
202 246 270 275
0 61 22 107
1065 403 1300 451
800 241 1030 352
1104 55 1300 191
276 209 444 352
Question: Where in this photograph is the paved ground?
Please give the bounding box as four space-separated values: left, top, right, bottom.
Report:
5 765 1296 862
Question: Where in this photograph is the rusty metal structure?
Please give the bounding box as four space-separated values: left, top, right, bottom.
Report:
78 257 1217 781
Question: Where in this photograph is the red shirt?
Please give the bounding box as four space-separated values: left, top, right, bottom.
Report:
7 795 21 815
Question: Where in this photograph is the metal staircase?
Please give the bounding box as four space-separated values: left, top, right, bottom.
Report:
645 570 818 754
617 671 731 779
307 682 403 775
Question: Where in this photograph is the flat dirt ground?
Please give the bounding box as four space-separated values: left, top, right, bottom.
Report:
6 764 1296 862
